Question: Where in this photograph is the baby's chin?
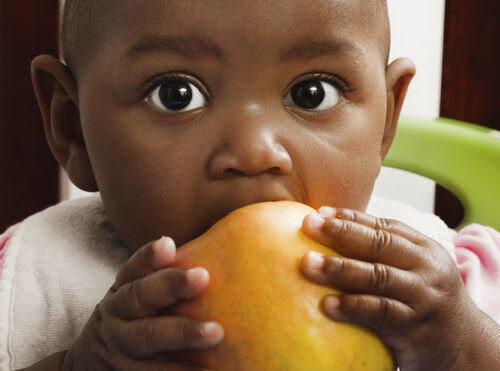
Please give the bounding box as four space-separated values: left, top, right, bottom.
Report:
118 192 371 251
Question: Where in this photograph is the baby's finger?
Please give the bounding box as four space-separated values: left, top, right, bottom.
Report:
114 316 224 359
127 361 211 371
302 252 418 302
110 356 212 371
318 207 430 246
112 236 176 291
302 213 421 269
108 267 209 319
322 294 416 334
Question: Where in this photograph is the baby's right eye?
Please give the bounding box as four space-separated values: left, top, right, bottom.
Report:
147 79 207 113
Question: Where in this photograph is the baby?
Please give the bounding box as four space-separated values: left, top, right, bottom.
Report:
1 0 499 370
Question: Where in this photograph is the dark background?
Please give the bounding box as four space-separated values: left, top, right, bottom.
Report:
1 1 60 232
1 0 499 231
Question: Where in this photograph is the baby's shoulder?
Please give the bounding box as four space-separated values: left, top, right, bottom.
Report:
10 194 123 250
0 195 130 369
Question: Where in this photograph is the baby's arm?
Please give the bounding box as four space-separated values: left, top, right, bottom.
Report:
20 237 223 371
300 207 500 371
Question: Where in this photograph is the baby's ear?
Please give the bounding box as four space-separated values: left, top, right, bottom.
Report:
381 58 416 159
31 55 98 192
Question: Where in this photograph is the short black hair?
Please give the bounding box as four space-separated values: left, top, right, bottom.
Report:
60 0 111 70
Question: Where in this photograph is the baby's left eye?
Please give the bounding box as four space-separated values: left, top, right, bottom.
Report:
284 79 340 111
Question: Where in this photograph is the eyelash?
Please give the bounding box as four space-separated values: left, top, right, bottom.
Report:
139 72 210 101
295 72 354 94
138 71 354 103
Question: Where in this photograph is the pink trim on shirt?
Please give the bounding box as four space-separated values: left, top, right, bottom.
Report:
0 224 19 275
450 224 500 323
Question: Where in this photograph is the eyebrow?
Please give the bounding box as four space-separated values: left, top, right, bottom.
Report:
126 34 363 63
279 38 364 61
126 34 223 60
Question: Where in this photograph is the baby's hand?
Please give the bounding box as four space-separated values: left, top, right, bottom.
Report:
300 207 497 371
64 237 223 371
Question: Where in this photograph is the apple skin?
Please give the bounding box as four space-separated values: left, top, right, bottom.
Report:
169 201 395 371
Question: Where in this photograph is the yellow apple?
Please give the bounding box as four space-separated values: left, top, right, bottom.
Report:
170 201 394 370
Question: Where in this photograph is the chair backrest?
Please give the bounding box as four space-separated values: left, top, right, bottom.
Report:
383 117 500 230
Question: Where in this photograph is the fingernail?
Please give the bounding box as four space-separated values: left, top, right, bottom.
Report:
187 267 208 282
323 295 341 316
201 322 220 338
154 236 174 251
152 236 166 250
307 251 325 269
318 206 336 218
308 213 325 229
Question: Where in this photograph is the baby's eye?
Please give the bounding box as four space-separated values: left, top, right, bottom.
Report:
284 79 340 111
148 79 207 113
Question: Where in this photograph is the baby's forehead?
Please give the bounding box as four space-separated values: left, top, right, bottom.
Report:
63 0 389 74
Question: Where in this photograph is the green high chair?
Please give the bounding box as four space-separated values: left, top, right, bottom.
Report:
383 117 500 231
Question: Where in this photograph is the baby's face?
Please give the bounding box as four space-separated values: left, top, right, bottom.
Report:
75 0 400 249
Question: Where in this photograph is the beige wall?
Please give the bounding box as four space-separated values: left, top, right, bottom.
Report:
374 0 445 213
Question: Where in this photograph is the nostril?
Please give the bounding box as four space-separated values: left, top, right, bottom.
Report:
222 168 246 177
222 166 285 177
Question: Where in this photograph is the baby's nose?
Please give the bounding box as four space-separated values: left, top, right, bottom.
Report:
207 107 293 178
